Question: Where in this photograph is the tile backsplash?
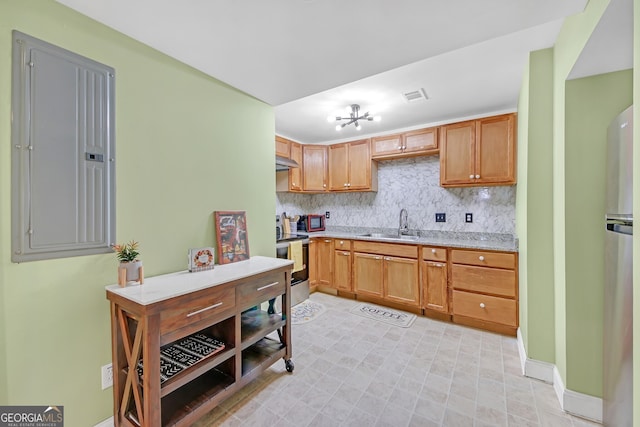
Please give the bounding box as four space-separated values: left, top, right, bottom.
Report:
276 156 516 235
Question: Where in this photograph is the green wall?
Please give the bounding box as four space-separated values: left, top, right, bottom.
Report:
565 70 633 396
633 1 640 424
0 1 275 425
517 48 556 363
516 59 529 343
552 0 610 385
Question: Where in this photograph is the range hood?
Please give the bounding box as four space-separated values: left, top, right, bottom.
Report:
276 155 300 171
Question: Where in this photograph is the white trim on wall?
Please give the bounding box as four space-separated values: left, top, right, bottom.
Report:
517 328 603 423
94 417 114 427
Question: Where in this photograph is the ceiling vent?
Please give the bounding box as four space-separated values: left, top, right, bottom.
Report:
402 88 428 103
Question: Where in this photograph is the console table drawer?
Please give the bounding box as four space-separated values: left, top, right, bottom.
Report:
452 290 517 327
160 285 235 336
237 272 286 308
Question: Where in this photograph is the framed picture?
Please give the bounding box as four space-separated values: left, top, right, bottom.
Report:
188 247 215 272
214 211 250 264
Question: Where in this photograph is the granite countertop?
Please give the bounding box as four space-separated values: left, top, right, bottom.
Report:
303 226 518 252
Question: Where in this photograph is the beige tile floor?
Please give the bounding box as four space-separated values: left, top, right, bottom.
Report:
194 292 602 427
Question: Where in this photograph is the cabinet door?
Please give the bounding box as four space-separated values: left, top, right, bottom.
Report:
333 250 352 291
475 114 516 185
371 134 403 159
422 260 448 313
317 239 333 287
308 238 318 287
353 252 383 297
383 256 419 307
275 136 291 158
328 143 349 191
440 121 475 186
347 139 372 190
303 145 327 192
289 142 303 191
403 127 438 155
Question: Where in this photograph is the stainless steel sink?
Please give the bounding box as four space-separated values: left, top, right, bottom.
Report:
358 233 418 241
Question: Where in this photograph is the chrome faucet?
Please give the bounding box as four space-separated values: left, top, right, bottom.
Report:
399 208 409 235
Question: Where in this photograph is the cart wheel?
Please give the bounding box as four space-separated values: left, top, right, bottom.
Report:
285 359 294 373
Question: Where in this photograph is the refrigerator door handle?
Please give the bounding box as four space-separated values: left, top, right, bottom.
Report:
606 219 633 235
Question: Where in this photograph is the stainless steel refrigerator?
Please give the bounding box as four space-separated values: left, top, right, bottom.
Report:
604 105 633 426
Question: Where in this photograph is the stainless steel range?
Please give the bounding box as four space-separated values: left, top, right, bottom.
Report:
276 230 309 309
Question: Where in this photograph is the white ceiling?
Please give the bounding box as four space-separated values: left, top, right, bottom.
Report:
54 0 630 145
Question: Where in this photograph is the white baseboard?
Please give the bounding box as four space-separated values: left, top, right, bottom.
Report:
553 366 603 423
517 328 603 423
516 328 555 383
94 416 114 427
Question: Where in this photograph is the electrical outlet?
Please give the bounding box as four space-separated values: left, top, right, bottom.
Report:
101 363 113 390
435 213 446 222
325 211 330 219
465 213 473 223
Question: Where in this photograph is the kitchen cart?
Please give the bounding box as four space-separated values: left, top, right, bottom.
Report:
105 256 294 426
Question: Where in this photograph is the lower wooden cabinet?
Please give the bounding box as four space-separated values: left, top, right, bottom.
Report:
308 238 318 289
333 239 352 292
450 248 518 334
421 247 448 313
316 238 333 287
353 252 384 298
384 256 419 307
352 241 419 308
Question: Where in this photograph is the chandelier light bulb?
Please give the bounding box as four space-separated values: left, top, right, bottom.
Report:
373 115 381 122
335 124 342 131
355 122 361 130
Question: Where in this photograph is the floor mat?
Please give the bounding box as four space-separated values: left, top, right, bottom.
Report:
291 299 326 325
349 302 416 328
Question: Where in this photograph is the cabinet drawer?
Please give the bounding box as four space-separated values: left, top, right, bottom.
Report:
236 272 286 308
452 290 516 327
451 249 515 269
422 246 447 262
452 265 516 297
160 285 235 336
353 241 418 258
333 239 351 250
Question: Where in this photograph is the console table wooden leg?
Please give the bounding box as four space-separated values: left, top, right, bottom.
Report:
116 308 145 426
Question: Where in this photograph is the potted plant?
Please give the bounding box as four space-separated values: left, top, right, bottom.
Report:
112 240 144 286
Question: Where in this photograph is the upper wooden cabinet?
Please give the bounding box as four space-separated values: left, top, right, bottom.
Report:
328 139 377 191
275 136 291 158
289 142 303 191
371 127 438 160
303 145 328 192
440 113 516 187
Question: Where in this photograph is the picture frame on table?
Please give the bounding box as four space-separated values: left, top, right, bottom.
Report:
214 211 250 264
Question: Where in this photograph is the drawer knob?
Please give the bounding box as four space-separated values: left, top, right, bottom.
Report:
431 249 436 254
479 256 485 261
340 240 344 244
479 303 486 308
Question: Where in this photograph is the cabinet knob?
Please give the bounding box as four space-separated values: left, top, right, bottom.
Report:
339 241 344 245
402 146 407 150
469 174 474 179
475 174 481 179
323 184 327 188
347 183 351 187
375 256 382 260
324 239 331 243
431 249 436 254
479 256 485 261
344 183 348 187
480 303 486 308
398 146 402 150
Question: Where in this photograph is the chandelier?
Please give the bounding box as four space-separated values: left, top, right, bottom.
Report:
328 104 381 131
